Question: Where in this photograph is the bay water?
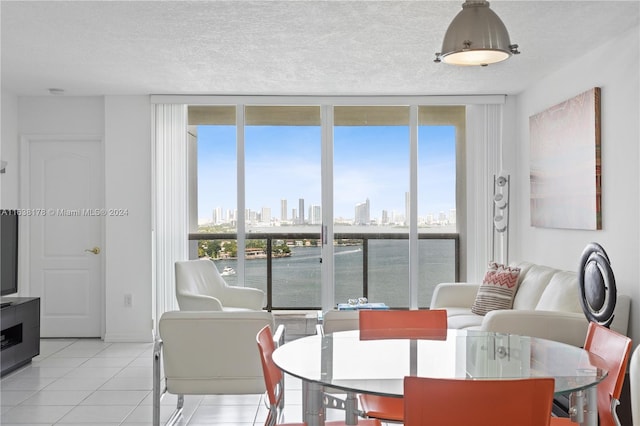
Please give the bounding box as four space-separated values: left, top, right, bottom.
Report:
213 240 456 309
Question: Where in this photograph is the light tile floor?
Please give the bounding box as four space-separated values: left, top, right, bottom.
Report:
0 313 354 426
0 338 315 426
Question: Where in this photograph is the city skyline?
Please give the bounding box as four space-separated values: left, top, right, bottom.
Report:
202 195 456 227
197 123 456 225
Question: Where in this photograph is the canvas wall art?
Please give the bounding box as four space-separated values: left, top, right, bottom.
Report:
529 87 601 230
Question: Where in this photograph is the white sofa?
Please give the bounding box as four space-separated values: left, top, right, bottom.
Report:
430 261 631 347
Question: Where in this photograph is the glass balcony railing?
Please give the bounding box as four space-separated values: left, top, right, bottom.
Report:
189 233 459 310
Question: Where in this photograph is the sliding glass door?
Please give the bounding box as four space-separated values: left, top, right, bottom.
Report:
189 102 462 310
245 106 322 308
333 106 411 307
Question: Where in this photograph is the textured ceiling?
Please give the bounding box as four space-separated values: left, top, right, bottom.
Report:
1 1 639 97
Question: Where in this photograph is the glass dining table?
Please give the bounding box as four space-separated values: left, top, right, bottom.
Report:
272 329 607 426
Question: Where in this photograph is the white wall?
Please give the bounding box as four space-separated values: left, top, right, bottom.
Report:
7 95 153 342
19 96 105 134
513 25 640 345
104 96 152 342
0 91 19 207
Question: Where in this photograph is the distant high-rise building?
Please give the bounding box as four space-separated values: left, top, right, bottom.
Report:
212 207 223 224
355 198 370 225
292 208 297 223
261 207 271 225
298 198 305 224
439 211 447 223
309 205 321 225
449 208 456 225
281 199 287 221
382 209 389 224
246 209 257 224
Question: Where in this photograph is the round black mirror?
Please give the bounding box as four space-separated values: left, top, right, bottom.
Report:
578 242 616 327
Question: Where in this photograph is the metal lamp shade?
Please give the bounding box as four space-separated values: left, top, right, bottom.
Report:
436 1 519 66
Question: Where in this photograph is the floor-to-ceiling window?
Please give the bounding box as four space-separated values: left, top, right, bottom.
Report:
188 100 463 310
417 106 464 306
333 106 411 307
244 106 322 308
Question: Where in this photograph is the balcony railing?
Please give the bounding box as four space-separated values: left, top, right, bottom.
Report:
189 232 459 310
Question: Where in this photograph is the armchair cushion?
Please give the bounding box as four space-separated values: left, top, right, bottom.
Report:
176 292 224 311
471 262 521 316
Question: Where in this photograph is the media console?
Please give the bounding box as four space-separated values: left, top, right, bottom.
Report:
1 297 40 376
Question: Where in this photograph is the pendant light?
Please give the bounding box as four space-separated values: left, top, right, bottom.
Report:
434 0 520 67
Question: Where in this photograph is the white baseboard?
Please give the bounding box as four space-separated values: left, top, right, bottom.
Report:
103 331 154 343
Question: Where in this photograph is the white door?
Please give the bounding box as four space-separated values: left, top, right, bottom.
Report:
25 137 103 337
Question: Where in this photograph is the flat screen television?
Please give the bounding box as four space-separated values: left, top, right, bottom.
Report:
1 210 19 296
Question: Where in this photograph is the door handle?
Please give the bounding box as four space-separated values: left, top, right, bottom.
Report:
85 247 101 255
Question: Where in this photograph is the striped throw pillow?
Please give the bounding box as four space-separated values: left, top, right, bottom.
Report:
471 262 521 316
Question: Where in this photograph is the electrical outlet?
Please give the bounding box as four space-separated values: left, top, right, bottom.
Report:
124 294 133 307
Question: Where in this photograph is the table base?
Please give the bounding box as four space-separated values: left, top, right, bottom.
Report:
302 382 360 426
569 387 598 426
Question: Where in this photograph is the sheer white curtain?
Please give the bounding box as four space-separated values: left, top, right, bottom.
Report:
152 104 188 331
466 104 504 281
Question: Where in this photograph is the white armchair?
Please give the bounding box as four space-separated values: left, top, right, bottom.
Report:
175 259 265 311
153 310 283 426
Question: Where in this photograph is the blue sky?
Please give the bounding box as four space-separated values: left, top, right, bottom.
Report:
197 124 455 222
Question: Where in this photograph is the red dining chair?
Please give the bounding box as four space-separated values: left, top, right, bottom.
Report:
550 322 632 426
256 325 382 426
358 309 448 341
404 376 556 426
357 309 448 423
